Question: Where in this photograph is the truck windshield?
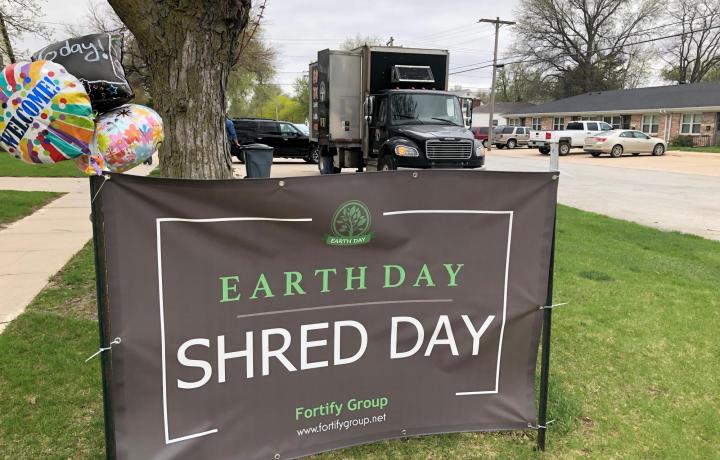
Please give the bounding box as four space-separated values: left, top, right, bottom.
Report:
390 93 463 126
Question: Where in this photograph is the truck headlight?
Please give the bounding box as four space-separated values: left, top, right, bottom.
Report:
395 145 419 157
474 142 485 157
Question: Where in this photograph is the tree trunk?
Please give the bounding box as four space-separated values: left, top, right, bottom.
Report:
0 13 16 65
107 0 250 179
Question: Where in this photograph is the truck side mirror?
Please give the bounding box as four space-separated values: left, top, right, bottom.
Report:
364 95 374 124
460 97 473 128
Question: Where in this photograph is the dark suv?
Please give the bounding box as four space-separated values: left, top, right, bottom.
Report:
231 118 318 163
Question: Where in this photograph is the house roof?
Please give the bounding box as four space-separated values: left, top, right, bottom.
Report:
473 102 536 114
506 81 720 115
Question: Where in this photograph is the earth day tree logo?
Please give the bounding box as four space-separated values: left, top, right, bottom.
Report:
326 200 373 246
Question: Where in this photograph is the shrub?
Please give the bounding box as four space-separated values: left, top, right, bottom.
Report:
671 135 695 147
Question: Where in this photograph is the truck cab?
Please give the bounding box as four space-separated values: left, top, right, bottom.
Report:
367 89 483 170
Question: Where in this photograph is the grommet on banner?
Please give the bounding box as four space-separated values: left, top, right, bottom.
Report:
411 172 418 178
401 429 407 436
527 419 555 429
91 175 110 204
85 337 121 363
552 174 559 180
539 302 568 310
274 454 280 459
278 180 285 187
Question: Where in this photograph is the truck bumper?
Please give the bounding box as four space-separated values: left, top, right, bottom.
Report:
395 155 485 169
528 141 548 148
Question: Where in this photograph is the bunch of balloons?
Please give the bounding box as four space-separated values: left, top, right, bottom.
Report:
0 33 164 175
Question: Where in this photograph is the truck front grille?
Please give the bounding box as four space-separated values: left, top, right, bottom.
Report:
425 140 473 160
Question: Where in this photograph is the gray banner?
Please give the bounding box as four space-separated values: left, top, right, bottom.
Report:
96 170 558 459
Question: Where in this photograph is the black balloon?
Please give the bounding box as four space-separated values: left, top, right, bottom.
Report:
32 33 134 112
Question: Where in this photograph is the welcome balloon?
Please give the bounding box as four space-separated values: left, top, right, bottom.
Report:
93 104 164 173
0 60 94 164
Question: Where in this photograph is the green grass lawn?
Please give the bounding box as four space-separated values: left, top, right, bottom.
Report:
0 190 62 227
0 153 86 177
669 145 720 154
0 206 718 458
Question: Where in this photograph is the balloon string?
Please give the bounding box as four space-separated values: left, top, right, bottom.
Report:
91 175 109 204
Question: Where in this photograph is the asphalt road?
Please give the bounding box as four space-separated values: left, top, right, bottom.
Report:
236 152 720 241
485 153 720 241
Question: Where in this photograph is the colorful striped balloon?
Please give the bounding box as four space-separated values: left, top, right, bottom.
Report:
0 60 94 164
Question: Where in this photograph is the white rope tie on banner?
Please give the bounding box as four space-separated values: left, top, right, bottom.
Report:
91 175 110 204
539 302 568 310
85 337 121 363
528 419 555 429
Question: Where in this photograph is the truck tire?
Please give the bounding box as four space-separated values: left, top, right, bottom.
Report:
539 147 550 155
378 155 398 171
590 151 601 157
506 139 517 149
482 140 488 148
305 145 320 164
319 156 341 174
558 142 571 156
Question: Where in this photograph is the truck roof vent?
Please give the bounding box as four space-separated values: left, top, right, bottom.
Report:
391 65 435 84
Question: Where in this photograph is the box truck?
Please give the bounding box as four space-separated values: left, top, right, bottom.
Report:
309 46 484 173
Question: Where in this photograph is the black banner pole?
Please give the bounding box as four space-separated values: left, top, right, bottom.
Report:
536 218 556 451
89 175 117 459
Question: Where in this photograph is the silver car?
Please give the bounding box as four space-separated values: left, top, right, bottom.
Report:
583 130 666 158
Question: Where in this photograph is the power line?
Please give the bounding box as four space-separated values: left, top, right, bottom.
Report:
449 15 720 72
449 23 720 75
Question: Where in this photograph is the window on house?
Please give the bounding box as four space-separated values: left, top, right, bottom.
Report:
680 113 701 134
553 117 564 130
532 117 542 130
641 115 659 135
507 118 519 126
603 115 623 129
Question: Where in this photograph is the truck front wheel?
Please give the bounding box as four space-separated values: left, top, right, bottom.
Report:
559 142 571 156
378 155 398 171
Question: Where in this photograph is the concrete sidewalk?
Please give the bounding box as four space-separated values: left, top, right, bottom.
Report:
0 161 156 333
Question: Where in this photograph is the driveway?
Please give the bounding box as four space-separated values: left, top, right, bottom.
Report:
239 151 720 241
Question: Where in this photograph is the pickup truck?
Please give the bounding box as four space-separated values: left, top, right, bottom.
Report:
528 120 614 155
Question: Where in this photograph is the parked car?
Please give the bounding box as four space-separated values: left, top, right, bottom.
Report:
293 123 310 136
583 130 666 158
528 120 613 155
231 118 318 163
493 125 530 149
470 126 489 148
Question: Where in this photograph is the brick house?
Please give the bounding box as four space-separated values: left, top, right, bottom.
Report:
471 102 536 128
503 81 720 145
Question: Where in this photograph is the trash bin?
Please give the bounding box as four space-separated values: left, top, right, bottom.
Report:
241 143 273 178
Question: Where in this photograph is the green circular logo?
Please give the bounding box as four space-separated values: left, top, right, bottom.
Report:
331 200 371 238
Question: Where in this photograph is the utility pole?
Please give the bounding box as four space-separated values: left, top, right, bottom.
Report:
479 17 515 151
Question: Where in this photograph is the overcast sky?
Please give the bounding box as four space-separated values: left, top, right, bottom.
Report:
22 0 522 94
